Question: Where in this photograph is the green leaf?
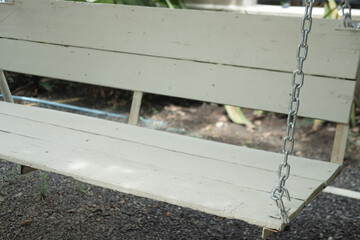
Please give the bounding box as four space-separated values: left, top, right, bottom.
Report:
323 0 339 19
224 105 255 127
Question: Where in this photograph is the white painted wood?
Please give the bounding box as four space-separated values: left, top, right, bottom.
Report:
0 39 355 123
0 132 304 230
330 123 349 165
323 186 360 200
242 0 257 7
0 70 14 103
128 91 143 125
262 228 277 240
0 111 326 202
0 101 342 185
0 102 341 230
0 0 359 79
0 72 31 175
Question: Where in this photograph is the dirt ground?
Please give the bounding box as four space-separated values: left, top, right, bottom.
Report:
1 76 360 239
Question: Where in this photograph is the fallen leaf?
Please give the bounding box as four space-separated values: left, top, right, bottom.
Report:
19 219 32 227
224 105 255 128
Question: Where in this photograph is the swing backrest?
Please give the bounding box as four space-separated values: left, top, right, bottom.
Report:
0 0 358 123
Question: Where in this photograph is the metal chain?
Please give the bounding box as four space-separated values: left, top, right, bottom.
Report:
342 0 354 28
342 0 360 29
270 0 314 225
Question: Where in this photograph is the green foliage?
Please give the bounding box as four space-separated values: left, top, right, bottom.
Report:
224 105 255 128
76 180 93 196
152 107 159 115
76 180 86 193
36 172 51 201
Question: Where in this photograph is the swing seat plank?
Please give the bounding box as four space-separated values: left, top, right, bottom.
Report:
0 101 341 231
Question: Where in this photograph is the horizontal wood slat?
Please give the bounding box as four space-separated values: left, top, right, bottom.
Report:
0 130 304 231
0 102 341 230
0 102 342 185
0 0 359 79
0 39 355 123
0 113 325 203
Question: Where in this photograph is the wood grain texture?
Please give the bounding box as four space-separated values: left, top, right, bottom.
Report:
0 0 359 79
0 112 325 202
330 123 349 165
0 102 341 230
0 39 355 123
0 102 342 184
128 91 143 125
262 228 277 240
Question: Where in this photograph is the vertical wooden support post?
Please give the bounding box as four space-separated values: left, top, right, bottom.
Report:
0 70 14 103
330 123 349 165
128 91 143 126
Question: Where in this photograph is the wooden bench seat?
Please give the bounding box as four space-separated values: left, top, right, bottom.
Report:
0 0 359 237
0 101 341 231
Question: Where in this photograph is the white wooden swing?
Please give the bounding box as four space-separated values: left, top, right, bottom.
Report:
0 0 359 238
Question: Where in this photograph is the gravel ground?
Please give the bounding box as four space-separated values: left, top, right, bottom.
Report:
332 159 360 192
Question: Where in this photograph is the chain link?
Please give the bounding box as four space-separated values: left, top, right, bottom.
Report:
270 0 314 225
342 0 353 28
342 0 360 29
